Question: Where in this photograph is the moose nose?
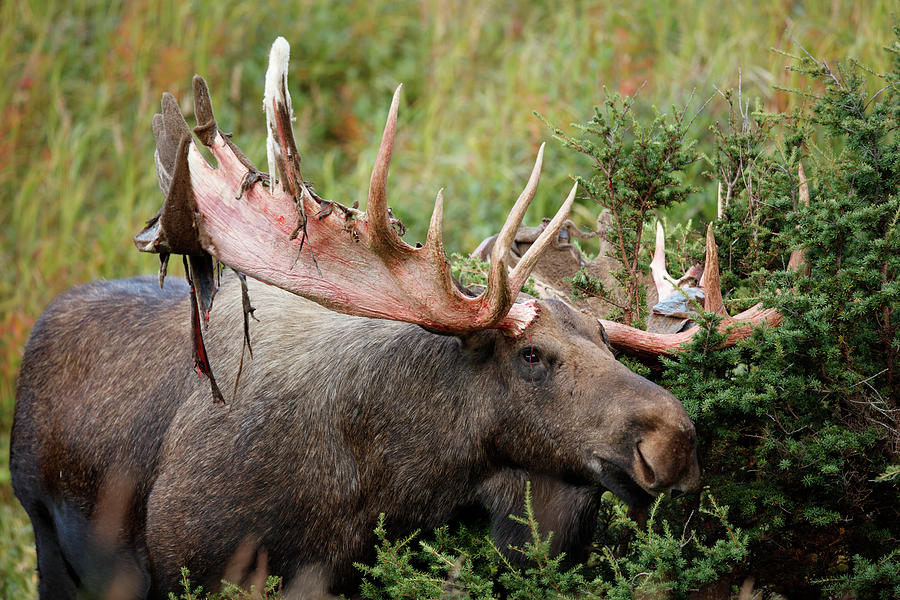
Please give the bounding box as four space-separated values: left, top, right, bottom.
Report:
632 422 700 494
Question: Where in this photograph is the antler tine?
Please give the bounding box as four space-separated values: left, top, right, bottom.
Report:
788 162 810 274
798 162 809 208
700 223 727 316
650 220 676 301
716 181 723 219
476 144 546 321
489 144 545 277
367 84 403 251
265 37 287 188
424 188 446 263
264 37 311 232
509 181 578 291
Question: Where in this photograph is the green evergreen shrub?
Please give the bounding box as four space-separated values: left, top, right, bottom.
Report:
539 94 699 327
654 27 899 596
355 486 748 599
168 566 283 600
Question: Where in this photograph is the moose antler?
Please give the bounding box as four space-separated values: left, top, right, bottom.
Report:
599 166 810 358
471 166 811 358
599 225 780 358
137 37 576 337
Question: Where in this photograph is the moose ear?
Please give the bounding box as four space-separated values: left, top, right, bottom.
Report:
456 329 498 361
418 324 497 361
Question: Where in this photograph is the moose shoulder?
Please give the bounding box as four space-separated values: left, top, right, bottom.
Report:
13 274 698 597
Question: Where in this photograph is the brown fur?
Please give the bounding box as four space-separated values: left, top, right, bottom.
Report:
11 274 698 598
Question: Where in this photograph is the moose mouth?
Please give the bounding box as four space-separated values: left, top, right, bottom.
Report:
585 454 655 510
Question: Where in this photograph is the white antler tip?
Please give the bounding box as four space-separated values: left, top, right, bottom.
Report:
269 37 290 67
265 39 291 104
536 142 546 166
653 221 665 259
389 84 402 116
264 37 293 191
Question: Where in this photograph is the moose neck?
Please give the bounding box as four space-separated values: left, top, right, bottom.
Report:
198 275 502 519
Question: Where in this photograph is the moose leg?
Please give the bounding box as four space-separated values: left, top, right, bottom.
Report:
24 493 150 600
478 470 599 566
25 501 80 600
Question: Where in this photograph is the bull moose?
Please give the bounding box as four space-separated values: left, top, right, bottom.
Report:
11 37 794 598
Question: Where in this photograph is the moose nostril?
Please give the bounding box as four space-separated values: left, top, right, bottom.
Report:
635 441 660 489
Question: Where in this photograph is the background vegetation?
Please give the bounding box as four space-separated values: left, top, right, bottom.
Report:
1 1 897 597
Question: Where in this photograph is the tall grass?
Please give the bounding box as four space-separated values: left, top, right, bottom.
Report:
0 1 895 594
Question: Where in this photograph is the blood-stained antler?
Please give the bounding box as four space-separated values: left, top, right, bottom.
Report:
599 166 810 359
600 225 781 358
136 37 576 337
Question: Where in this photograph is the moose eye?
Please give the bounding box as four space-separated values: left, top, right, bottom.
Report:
520 347 542 364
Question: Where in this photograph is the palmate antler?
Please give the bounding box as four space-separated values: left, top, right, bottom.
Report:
136 37 575 338
600 165 811 359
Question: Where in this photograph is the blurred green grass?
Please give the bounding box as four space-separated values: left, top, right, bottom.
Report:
0 1 894 595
